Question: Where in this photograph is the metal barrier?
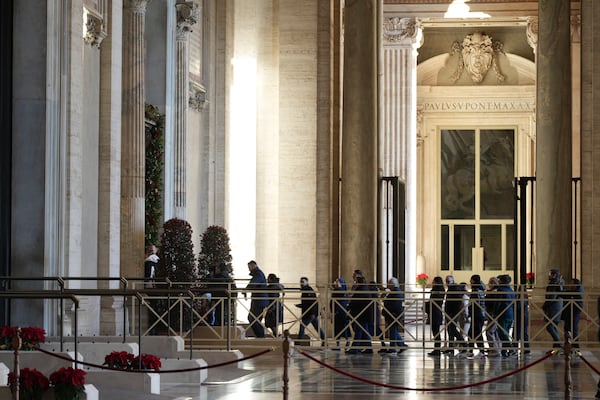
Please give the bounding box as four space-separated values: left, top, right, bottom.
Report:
1 277 599 354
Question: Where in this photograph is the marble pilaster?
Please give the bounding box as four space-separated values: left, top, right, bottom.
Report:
173 1 199 219
98 0 123 334
121 0 148 280
536 0 572 278
382 16 422 285
340 0 379 281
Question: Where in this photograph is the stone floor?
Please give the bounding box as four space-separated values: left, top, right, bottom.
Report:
158 347 600 400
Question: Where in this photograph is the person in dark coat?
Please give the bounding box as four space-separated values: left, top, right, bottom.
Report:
331 277 350 349
562 277 583 347
297 277 325 342
428 276 445 356
543 269 564 348
347 272 373 353
382 277 408 354
245 260 268 338
444 275 465 354
496 274 516 357
466 274 486 358
265 273 284 337
209 262 236 326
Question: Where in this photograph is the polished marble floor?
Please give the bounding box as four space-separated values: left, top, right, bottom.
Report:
160 347 600 400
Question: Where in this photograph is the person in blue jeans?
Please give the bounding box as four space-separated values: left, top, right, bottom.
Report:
495 274 516 357
297 277 325 343
543 269 564 348
382 277 408 354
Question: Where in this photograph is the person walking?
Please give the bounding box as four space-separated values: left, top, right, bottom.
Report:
381 277 408 354
331 277 350 350
496 274 516 357
347 272 373 353
543 269 564 348
428 276 445 356
466 274 486 358
265 273 284 337
297 277 325 343
245 260 268 338
209 262 236 326
562 277 583 347
444 275 466 355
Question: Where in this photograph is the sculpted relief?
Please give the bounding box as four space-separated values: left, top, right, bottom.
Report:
451 32 505 84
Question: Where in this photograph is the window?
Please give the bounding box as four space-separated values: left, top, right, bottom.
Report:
440 128 515 272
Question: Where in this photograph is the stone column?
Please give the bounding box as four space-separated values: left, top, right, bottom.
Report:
340 0 379 281
382 16 422 285
98 0 123 334
536 0 572 278
580 0 600 286
121 0 149 279
173 1 199 219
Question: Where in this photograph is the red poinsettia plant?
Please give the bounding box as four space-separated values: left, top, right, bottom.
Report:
8 367 49 400
0 326 46 350
416 273 429 287
103 351 162 371
103 350 135 369
526 272 535 286
133 353 162 371
49 367 86 400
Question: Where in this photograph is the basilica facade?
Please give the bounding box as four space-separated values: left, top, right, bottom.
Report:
0 0 597 335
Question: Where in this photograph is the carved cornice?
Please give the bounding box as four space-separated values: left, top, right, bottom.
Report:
176 1 200 40
189 81 207 112
83 7 107 48
383 17 421 45
526 17 538 53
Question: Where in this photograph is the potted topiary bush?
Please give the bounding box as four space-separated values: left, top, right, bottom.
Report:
197 226 235 325
154 218 197 333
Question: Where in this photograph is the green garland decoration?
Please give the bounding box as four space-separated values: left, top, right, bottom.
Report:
145 103 164 247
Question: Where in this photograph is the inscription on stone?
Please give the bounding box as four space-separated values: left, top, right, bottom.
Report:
421 101 533 112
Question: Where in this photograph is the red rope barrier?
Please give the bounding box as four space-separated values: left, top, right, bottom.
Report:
36 346 273 373
298 349 557 392
576 352 600 376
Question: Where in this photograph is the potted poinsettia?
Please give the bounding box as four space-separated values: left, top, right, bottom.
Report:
0 326 46 350
103 351 135 369
49 367 86 400
133 354 162 371
8 367 49 400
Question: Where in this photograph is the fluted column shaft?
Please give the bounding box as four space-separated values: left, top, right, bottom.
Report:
173 2 198 219
340 0 379 281
121 0 148 278
382 17 422 284
536 0 572 278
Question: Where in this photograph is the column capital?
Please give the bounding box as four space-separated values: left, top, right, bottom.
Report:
84 7 107 49
124 0 149 14
383 17 422 47
176 1 199 39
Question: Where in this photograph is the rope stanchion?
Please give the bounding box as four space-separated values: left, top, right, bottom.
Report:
574 351 600 399
564 332 572 400
36 346 273 373
282 330 292 400
299 349 556 392
12 327 22 400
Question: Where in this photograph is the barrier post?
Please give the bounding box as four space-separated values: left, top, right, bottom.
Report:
283 330 291 400
12 327 22 400
564 331 572 400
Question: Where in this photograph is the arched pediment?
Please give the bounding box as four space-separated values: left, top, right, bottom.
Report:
417 52 535 86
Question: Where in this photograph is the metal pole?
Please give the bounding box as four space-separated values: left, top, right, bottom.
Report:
564 331 572 400
12 327 21 400
282 330 291 400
